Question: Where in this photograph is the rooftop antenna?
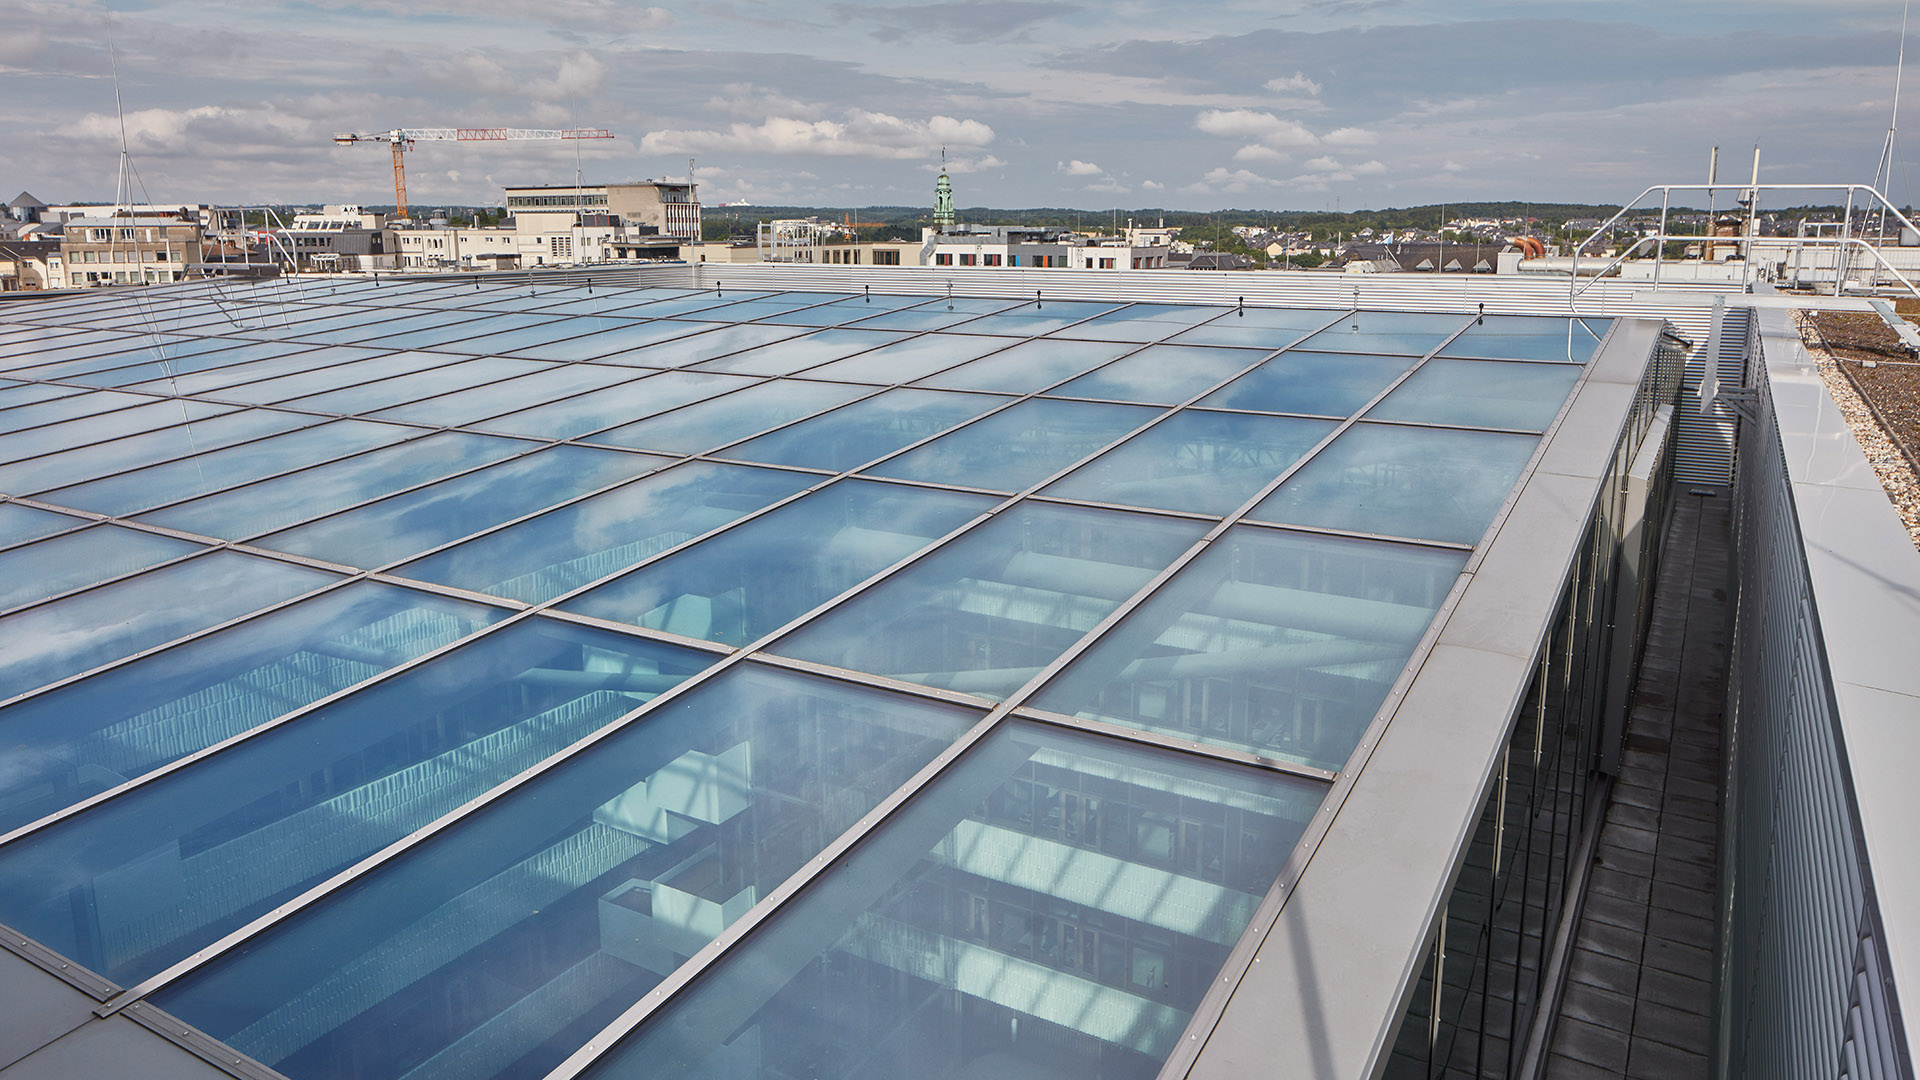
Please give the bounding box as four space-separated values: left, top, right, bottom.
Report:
1874 0 1910 242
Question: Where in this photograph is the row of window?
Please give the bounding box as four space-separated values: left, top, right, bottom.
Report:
68 249 182 263
506 194 610 208
931 253 1130 269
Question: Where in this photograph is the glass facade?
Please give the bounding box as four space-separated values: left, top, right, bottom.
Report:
0 277 1614 1080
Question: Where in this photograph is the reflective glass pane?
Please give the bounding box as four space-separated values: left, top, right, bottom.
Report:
0 551 338 699
721 388 1007 472
258 445 671 569
0 399 239 466
802 333 1009 385
1294 311 1467 356
202 350 456 404
0 382 89 409
0 408 310 496
1250 424 1539 545
0 583 505 834
374 314 563 351
1199 351 1414 417
0 503 85 547
960 301 1125 337
278 358 552 415
120 346 387 396
1365 358 1581 432
1054 303 1224 342
398 462 817 603
849 297 1019 331
1048 345 1254 405
608 324 813 369
565 479 993 644
693 329 910 376
1030 527 1465 769
426 318 606 356
762 294 931 326
139 431 530 540
0 619 712 985
865 399 1156 492
916 338 1133 394
776 503 1202 699
152 664 979 1080
9 337 251 382
43 420 417 517
586 380 868 455
370 362 638 427
1043 411 1336 515
1438 316 1610 364
0 390 157 434
478 371 754 440
0 525 203 611
506 319 708 362
1168 307 1340 349
581 721 1322 1080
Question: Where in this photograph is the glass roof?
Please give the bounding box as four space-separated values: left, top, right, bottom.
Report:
0 277 1606 1080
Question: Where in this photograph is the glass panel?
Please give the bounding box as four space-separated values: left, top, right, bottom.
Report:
1167 307 1340 349
1199 351 1414 417
9 337 257 382
721 388 1008 472
0 503 86 547
505 319 708 362
478 371 754 440
416 318 598 355
119 346 388 396
604 324 813 369
692 329 911 376
370 314 562 351
1365 359 1582 432
258 445 672 569
0 550 338 699
0 408 310 496
865 399 1156 492
42 419 418 516
579 721 1322 1080
775 503 1202 699
1438 316 1610 364
0 399 239 466
277 358 553 415
1250 424 1540 545
1047 345 1254 405
370 362 640 427
312 309 482 345
761 294 931 326
0 525 204 611
151 664 980 1080
1043 411 1336 515
138 431 530 540
203 350 457 404
398 462 817 603
0 390 157 434
0 583 505 834
564 478 993 645
959 301 1126 337
802 333 1009 385
0 382 90 408
916 338 1133 394
586 380 869 455
1294 311 1467 357
1053 303 1224 342
0 619 712 986
1030 526 1466 770
848 297 1020 331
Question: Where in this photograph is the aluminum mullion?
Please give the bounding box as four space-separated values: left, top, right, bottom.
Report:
0 528 228 621
1010 703 1339 782
18 338 381 393
0 499 96 556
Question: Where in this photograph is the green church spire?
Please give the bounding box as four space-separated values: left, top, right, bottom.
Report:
933 147 955 229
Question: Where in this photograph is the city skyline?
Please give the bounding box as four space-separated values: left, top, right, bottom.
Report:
3 1 1914 213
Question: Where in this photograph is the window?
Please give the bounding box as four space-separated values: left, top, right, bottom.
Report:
935 253 953 266
1099 258 1116 269
875 250 900 266
984 254 1002 266
960 254 977 266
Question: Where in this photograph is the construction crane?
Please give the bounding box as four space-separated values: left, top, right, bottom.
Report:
330 128 616 221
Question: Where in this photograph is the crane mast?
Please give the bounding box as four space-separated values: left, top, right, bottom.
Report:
330 127 615 221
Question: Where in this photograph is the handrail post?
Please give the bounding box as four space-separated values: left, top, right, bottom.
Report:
1839 187 1855 296
1655 188 1670 290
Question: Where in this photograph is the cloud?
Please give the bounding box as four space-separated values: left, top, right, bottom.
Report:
1323 126 1377 147
1443 160 1466 173
1351 159 1387 175
1058 159 1103 175
1085 176 1127 193
1201 166 1282 191
299 0 669 30
705 83 823 120
1233 144 1290 163
837 1 1081 44
941 154 1006 173
529 52 605 102
642 109 992 159
426 50 514 94
1265 72 1322 96
1196 109 1320 149
1141 179 1164 191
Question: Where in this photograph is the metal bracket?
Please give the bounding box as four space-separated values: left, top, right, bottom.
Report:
1710 386 1760 424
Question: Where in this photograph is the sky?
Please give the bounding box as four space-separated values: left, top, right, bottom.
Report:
3 0 1917 213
